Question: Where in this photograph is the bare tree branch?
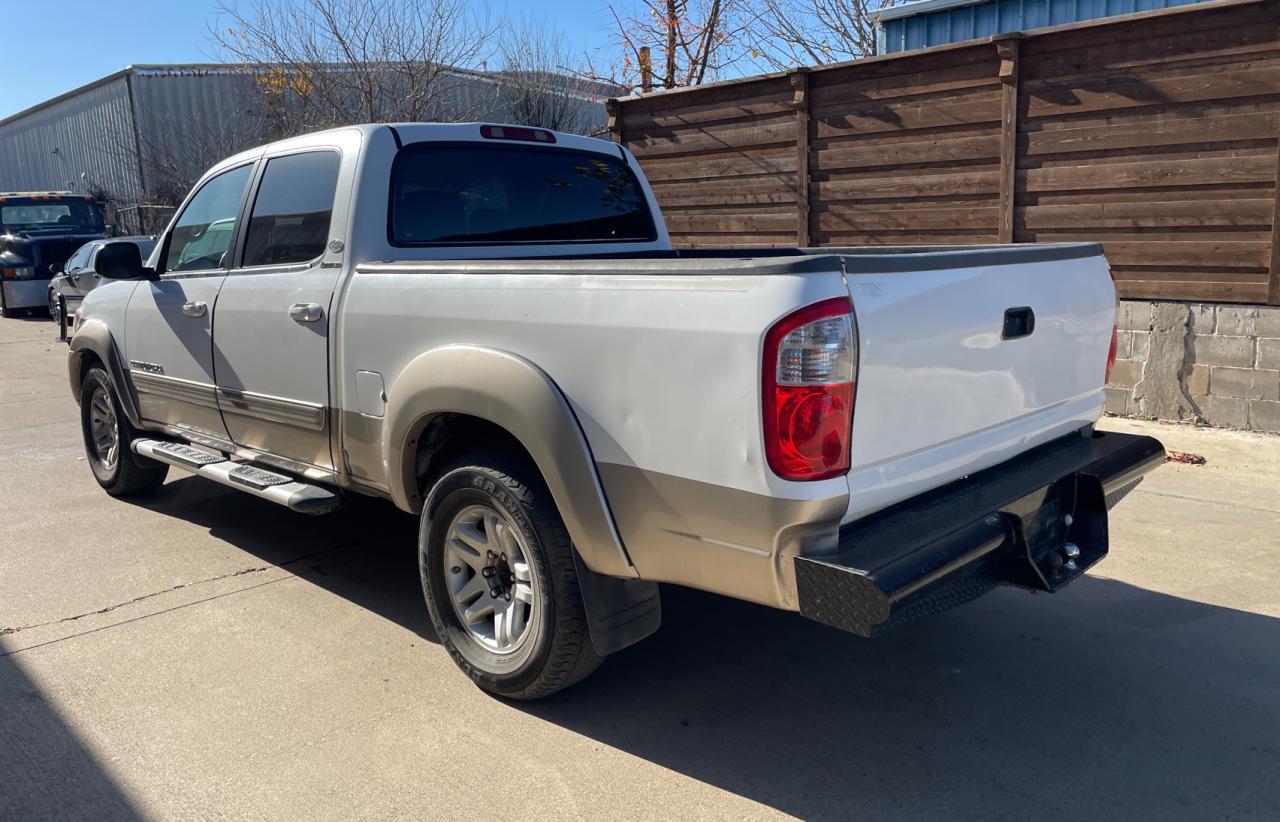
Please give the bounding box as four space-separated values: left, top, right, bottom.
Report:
493 17 611 134
210 0 498 135
747 0 904 69
584 0 756 93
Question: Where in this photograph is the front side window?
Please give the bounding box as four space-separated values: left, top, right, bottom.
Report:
390 145 655 245
64 244 93 272
243 151 341 267
163 164 254 273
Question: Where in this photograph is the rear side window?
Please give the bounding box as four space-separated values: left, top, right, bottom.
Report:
390 144 655 245
243 151 341 267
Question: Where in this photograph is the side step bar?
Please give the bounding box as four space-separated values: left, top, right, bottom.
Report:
133 439 341 515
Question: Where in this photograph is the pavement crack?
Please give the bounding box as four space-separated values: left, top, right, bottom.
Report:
0 544 352 639
1134 487 1280 516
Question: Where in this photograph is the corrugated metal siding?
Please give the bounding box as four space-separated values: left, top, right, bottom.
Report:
0 75 142 201
129 68 609 190
1 64 610 208
881 0 1211 52
131 69 267 196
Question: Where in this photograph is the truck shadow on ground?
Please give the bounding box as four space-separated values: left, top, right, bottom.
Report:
0 652 142 820
131 478 1279 820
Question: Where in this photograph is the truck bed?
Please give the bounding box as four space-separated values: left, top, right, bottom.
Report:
345 241 1114 607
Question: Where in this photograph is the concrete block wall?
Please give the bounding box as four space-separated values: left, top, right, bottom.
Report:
1105 301 1280 433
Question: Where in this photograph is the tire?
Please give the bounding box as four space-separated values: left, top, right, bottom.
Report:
80 366 168 496
420 454 602 699
48 290 60 324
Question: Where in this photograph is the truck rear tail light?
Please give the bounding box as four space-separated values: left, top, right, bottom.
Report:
1105 267 1119 383
763 297 857 481
1105 326 1119 383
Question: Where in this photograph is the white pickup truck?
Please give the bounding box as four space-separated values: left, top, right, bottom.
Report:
68 123 1164 698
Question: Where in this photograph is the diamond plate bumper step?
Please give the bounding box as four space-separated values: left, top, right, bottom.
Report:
132 439 340 515
795 429 1165 638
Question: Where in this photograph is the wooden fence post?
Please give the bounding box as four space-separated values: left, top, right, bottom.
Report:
1270 124 1280 305
791 68 812 247
995 36 1021 245
606 99 623 145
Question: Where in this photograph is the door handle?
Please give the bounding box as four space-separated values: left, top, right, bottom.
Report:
1002 306 1035 340
289 302 324 323
181 301 207 318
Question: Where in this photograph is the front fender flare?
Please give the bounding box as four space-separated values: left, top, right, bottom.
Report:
67 319 143 428
382 345 636 579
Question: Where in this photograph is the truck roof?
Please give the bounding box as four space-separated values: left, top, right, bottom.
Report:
0 192 93 200
206 123 622 180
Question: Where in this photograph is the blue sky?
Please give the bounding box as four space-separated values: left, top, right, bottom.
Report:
3 0 604 120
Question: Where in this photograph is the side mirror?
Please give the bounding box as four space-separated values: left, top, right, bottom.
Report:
49 262 63 275
95 242 156 281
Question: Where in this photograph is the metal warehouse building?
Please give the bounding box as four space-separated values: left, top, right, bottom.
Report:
0 64 610 232
878 0 1215 52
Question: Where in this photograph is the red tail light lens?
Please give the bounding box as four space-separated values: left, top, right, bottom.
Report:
1105 325 1119 383
763 297 856 481
1105 267 1119 383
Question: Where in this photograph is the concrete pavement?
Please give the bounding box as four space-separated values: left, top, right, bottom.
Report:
2 314 1278 821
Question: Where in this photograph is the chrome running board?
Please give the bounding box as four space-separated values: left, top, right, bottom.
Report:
132 439 340 515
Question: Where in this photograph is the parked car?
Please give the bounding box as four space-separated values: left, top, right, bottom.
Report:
67 123 1165 699
48 236 157 323
0 192 106 317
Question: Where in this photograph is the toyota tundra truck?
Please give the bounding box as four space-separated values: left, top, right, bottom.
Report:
66 123 1165 698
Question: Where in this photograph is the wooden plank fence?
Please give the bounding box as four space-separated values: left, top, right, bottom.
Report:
608 0 1280 305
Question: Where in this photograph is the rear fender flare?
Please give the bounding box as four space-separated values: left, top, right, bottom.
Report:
383 345 636 579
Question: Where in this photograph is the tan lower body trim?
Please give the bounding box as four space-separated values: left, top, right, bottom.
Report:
596 463 848 611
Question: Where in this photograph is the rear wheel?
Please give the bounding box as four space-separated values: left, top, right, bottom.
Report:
420 454 601 699
80 366 168 496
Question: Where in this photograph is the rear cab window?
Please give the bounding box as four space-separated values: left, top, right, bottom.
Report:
390 144 655 246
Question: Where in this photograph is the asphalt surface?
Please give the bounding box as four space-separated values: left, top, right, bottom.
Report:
1 313 1278 821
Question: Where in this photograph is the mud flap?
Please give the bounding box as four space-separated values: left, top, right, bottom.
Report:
572 551 662 656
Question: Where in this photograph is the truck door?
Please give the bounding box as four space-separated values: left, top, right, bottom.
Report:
124 162 256 446
212 148 347 472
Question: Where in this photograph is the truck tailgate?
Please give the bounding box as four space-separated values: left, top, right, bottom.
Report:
841 245 1115 523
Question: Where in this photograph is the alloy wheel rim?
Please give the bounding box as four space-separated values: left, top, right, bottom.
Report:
88 386 119 469
443 503 538 655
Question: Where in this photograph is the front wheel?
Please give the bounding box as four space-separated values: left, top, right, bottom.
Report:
80 366 168 496
48 290 60 324
420 455 601 699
